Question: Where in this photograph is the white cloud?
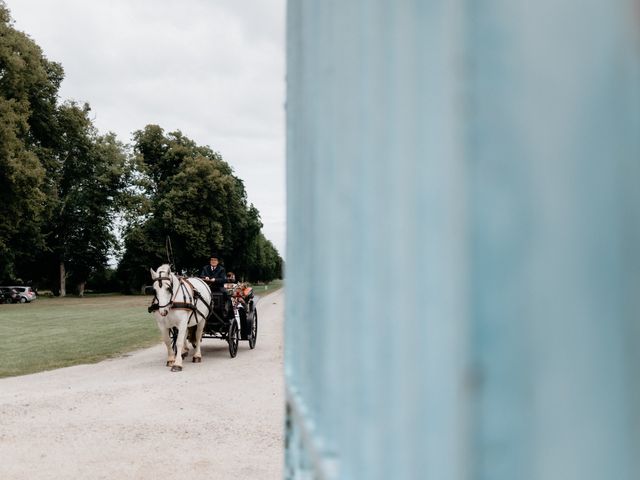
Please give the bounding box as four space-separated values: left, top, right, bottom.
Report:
8 0 286 256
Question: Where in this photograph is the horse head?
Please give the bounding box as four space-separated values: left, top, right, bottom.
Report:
150 264 174 316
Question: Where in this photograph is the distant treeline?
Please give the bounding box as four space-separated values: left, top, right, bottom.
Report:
0 4 282 294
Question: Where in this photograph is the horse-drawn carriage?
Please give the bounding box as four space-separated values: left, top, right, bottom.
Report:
148 264 258 371
201 281 258 357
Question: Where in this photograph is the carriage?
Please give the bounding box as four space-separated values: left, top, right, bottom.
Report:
199 281 258 357
149 264 258 371
164 280 258 358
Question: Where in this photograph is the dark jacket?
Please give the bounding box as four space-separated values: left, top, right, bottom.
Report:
200 264 227 291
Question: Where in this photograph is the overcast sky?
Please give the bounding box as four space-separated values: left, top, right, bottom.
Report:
8 0 286 257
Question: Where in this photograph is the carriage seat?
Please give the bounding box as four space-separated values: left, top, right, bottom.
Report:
210 291 227 309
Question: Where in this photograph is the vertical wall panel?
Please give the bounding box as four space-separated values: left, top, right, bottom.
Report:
287 1 469 478
286 1 640 479
466 2 640 479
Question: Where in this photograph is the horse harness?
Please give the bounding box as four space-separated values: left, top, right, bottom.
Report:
148 274 211 325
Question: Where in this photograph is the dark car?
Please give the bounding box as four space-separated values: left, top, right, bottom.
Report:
0 286 37 303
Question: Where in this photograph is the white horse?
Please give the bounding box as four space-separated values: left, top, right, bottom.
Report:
149 264 211 371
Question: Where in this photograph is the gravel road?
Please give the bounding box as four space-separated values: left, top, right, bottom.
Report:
0 289 285 480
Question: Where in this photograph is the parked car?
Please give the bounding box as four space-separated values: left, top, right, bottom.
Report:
0 288 18 304
0 286 37 303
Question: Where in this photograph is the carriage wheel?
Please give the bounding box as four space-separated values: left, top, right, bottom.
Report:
228 321 239 358
248 309 258 349
170 327 178 355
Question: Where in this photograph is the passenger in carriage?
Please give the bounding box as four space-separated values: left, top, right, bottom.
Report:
224 272 237 290
200 253 227 293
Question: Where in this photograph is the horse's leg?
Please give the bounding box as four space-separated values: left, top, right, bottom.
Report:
182 334 190 359
159 323 175 367
181 323 191 359
192 317 206 363
171 319 188 372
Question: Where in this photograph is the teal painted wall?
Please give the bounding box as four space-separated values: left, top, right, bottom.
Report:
286 1 640 479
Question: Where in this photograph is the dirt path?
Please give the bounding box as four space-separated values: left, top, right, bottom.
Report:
0 289 285 480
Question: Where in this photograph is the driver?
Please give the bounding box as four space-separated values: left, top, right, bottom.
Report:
200 253 226 292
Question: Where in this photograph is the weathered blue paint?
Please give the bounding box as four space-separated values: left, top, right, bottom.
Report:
286 1 640 479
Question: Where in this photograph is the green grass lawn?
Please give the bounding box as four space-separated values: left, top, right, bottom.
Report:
0 280 284 379
251 279 284 295
0 295 159 378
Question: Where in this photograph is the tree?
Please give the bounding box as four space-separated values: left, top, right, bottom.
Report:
0 3 60 281
0 5 137 293
46 103 126 296
0 97 47 281
243 233 282 283
118 125 282 291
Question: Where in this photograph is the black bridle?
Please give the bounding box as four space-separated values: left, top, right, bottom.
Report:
148 270 211 328
151 274 174 309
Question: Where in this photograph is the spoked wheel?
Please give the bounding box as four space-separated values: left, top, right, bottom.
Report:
249 309 258 349
228 321 239 358
170 327 178 355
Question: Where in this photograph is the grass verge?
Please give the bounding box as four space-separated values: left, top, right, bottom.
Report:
0 295 158 379
0 279 284 378
251 279 284 296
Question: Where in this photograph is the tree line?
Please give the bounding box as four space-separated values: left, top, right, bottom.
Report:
0 4 282 295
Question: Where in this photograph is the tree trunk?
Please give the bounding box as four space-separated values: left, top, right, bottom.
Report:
59 261 66 297
78 281 86 298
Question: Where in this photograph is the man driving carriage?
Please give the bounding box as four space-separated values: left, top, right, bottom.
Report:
200 253 227 292
199 254 255 343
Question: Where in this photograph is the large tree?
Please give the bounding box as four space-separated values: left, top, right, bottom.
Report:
118 125 282 291
45 103 127 295
0 3 60 281
0 4 128 291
